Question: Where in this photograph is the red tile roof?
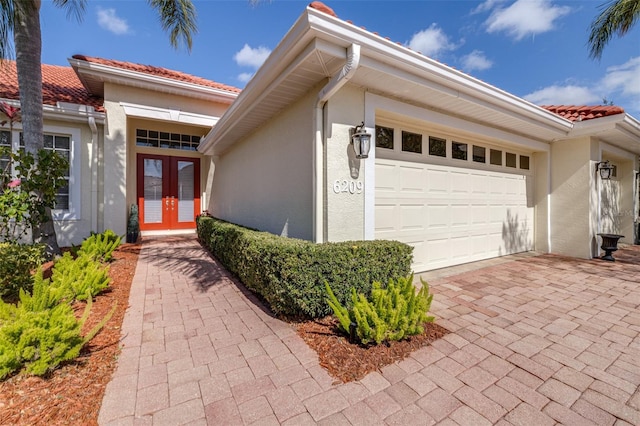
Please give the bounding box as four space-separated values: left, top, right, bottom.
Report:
0 60 105 112
72 55 241 94
309 1 337 18
542 105 625 122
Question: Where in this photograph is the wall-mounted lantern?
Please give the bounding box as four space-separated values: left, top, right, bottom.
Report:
351 122 371 159
596 160 614 180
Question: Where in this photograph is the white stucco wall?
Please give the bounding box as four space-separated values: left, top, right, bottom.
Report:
208 88 315 240
550 137 595 258
46 119 103 246
324 85 366 242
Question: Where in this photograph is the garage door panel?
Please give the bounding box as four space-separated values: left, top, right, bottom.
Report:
400 204 425 231
450 172 469 194
375 163 398 192
375 158 534 272
450 237 470 259
472 174 489 194
427 205 448 229
427 169 449 193
451 205 469 227
375 204 396 233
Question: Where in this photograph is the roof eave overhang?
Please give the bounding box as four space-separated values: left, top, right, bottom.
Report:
0 98 106 125
69 58 239 105
566 113 640 154
199 6 573 155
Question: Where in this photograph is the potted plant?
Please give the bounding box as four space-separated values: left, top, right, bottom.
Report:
126 204 140 243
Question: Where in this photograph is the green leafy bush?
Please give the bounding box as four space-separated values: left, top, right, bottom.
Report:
0 276 84 379
51 252 111 302
0 231 118 380
79 230 121 262
0 243 45 300
326 275 434 345
197 216 413 318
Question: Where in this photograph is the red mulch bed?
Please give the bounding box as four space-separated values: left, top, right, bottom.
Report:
0 243 140 426
297 316 449 383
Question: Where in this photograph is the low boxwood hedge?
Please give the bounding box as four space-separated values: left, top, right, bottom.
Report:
197 216 413 318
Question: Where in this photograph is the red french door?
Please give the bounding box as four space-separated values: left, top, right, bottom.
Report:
137 154 201 231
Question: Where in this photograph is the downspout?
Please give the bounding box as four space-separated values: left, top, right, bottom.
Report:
88 116 98 233
313 43 361 243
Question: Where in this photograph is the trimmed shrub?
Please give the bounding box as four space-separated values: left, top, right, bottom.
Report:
196 216 413 318
0 243 46 300
326 275 434 345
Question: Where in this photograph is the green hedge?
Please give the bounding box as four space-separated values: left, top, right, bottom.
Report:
197 216 413 318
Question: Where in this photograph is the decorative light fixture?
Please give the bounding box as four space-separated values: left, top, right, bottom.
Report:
351 122 371 159
596 160 614 180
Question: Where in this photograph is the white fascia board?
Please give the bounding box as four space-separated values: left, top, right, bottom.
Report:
69 58 239 104
303 8 573 134
0 98 106 125
44 104 105 125
120 102 219 127
569 113 640 139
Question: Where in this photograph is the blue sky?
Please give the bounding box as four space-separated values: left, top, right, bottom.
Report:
40 0 640 116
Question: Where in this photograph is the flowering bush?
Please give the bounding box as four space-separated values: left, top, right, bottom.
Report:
0 147 68 243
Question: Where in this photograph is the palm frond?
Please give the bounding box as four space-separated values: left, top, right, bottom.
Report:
0 0 15 60
588 0 640 59
147 0 198 52
51 0 87 22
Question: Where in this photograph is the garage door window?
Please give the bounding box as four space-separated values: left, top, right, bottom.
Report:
473 145 486 163
375 126 394 149
452 141 467 160
520 155 530 170
490 149 502 166
402 131 422 154
428 136 445 157
506 152 517 168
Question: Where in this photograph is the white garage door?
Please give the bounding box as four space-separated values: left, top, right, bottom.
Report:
375 159 534 272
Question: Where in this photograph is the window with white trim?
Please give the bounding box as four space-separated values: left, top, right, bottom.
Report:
1 125 81 220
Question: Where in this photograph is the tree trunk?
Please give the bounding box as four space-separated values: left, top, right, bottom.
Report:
14 1 60 258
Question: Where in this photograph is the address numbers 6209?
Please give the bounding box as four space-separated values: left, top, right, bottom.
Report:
333 179 363 194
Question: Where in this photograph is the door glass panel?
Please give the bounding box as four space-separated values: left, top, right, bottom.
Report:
143 159 163 223
177 160 194 222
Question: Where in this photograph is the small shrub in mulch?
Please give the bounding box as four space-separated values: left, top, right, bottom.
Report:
297 316 449 383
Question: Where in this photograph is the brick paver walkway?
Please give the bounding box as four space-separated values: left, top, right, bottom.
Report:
99 236 640 425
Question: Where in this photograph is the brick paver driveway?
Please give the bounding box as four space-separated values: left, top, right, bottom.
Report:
99 237 640 425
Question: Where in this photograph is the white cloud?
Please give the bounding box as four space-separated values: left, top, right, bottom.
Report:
523 57 640 116
484 0 570 40
461 50 493 71
407 24 459 57
523 85 599 105
234 44 271 69
602 56 640 97
472 0 507 15
237 72 254 84
97 8 130 35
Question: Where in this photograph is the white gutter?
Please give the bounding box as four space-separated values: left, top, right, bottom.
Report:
313 43 361 243
88 116 99 233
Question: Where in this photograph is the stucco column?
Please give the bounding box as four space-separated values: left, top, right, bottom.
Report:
102 99 128 235
324 85 366 242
